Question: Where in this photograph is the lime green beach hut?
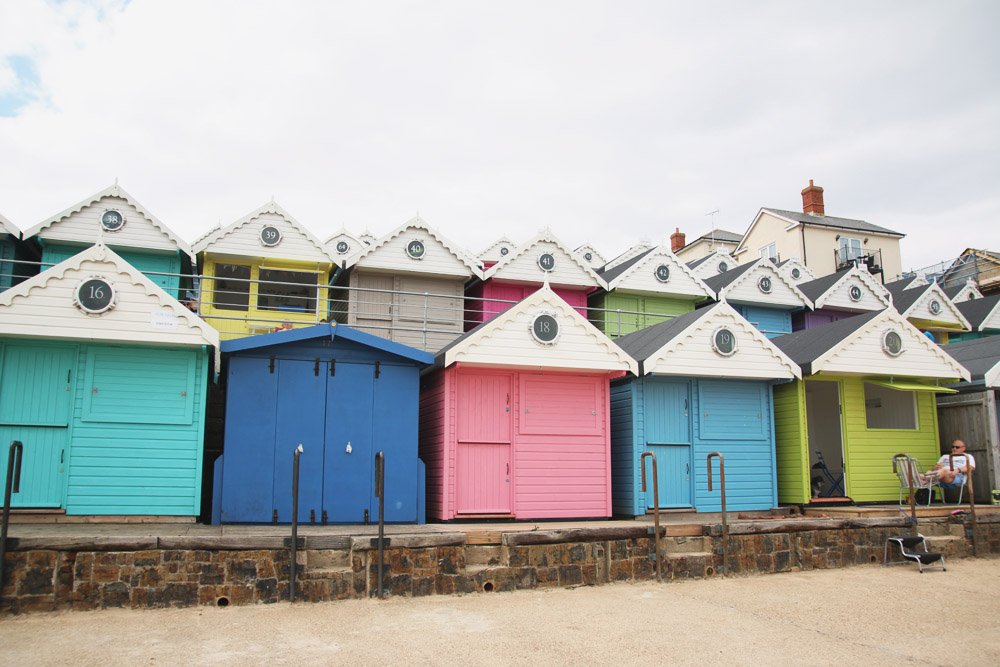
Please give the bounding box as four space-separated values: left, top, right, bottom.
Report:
769 308 969 504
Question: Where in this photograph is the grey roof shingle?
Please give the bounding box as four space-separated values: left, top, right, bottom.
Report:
770 310 883 374
940 335 1000 384
692 229 742 244
596 247 656 284
763 208 904 237
614 303 724 371
955 294 1000 331
796 268 853 304
886 282 932 314
701 261 757 295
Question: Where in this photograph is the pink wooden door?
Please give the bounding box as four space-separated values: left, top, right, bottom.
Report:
456 373 512 514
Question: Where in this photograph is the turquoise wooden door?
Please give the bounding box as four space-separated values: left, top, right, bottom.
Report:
0 344 76 508
644 380 692 508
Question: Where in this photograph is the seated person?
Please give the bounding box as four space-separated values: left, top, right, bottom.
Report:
929 439 975 487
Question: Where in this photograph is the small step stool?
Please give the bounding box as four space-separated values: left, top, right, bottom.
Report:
884 534 946 573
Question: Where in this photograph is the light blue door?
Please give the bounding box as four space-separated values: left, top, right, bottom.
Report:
0 344 76 508
644 380 692 508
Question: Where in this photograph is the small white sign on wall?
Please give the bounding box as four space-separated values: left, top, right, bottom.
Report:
150 310 179 330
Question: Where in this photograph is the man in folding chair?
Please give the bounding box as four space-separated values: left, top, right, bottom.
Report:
926 440 975 493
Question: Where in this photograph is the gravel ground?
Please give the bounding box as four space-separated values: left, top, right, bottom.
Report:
2 558 999 666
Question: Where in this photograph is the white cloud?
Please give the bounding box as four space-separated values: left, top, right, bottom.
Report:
0 0 998 273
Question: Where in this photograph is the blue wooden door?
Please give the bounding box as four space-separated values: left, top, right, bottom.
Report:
272 359 326 523
372 363 420 522
221 356 277 522
324 362 374 523
644 381 692 508
0 343 76 508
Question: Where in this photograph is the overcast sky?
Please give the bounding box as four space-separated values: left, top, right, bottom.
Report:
1 0 997 276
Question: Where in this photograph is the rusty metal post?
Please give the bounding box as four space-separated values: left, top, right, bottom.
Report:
289 444 302 603
707 453 728 575
949 452 978 556
640 452 661 582
374 451 386 598
1 441 24 591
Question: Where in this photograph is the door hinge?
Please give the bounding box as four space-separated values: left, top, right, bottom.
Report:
374 361 380 379
330 359 336 376
314 358 320 376
269 356 275 374
67 370 72 383
272 509 278 524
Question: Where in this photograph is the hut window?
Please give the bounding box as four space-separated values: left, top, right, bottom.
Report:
214 264 251 311
863 382 917 430
258 269 318 313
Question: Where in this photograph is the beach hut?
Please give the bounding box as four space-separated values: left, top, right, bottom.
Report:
944 279 983 304
610 302 800 514
22 184 193 298
770 309 969 504
685 249 736 281
331 216 480 353
0 213 38 292
574 243 607 271
193 201 337 341
936 335 1000 503
775 258 816 285
419 285 636 520
323 228 365 265
701 258 811 338
792 266 891 331
215 323 433 524
885 281 971 343
478 236 517 269
949 295 1000 343
589 244 713 338
0 243 218 515
466 229 603 328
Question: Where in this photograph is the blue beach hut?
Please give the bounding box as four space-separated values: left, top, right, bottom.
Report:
215 323 433 524
610 302 800 514
0 243 219 516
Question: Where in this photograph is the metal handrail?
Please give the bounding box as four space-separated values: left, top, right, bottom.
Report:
707 452 728 575
289 444 303 603
1 441 24 593
374 451 386 599
640 452 661 582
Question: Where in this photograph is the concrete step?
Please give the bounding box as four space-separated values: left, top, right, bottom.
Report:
662 536 709 554
923 535 966 558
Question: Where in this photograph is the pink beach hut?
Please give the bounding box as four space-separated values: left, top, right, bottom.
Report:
419 284 637 520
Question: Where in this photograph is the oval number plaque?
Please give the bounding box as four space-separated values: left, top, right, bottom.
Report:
929 299 942 315
849 285 863 302
758 276 772 294
718 261 729 273
791 268 801 280
336 240 350 255
75 277 117 314
537 253 556 272
260 226 282 247
655 265 670 283
500 246 509 256
882 329 904 357
101 209 126 232
712 326 737 357
406 239 426 259
530 312 560 345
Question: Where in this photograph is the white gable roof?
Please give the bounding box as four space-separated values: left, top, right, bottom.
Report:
23 184 193 258
478 236 518 266
441 284 637 374
897 282 971 330
0 243 219 352
709 258 811 309
811 309 969 380
344 216 480 278
574 243 606 270
687 249 737 280
603 242 656 272
192 200 335 266
0 212 20 237
324 229 365 262
777 258 816 284
811 267 891 311
636 303 800 379
604 245 713 300
484 229 603 289
951 280 983 303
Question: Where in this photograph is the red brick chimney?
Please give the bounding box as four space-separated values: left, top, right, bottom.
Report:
801 180 825 215
670 227 685 252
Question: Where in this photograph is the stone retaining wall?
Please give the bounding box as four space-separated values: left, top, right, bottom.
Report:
3 515 998 614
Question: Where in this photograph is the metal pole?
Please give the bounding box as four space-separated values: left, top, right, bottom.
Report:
290 444 302 603
640 452 661 582
707 453 728 575
950 453 978 557
1 441 24 594
374 451 385 598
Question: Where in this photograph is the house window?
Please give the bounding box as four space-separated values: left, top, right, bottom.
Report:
257 269 318 313
214 264 251 311
863 383 917 429
839 236 863 263
759 243 777 260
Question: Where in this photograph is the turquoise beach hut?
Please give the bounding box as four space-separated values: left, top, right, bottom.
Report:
0 243 218 516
